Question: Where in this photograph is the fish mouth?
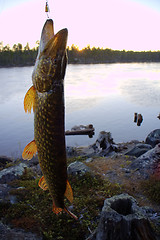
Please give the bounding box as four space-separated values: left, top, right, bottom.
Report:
39 19 54 53
42 28 68 59
32 20 68 92
39 19 68 59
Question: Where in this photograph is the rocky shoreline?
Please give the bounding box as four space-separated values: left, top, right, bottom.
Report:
0 130 160 239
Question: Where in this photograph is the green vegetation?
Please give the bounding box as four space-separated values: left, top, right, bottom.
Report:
0 41 160 67
1 161 122 240
68 45 160 64
140 176 160 204
0 42 37 67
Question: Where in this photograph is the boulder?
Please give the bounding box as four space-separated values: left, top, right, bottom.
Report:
125 143 152 158
145 129 160 147
93 194 156 240
0 222 42 240
67 161 90 176
0 184 17 204
0 163 27 184
129 143 160 179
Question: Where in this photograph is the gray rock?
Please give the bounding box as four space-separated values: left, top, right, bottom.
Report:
129 143 160 178
67 161 90 176
85 158 93 163
93 194 156 240
77 146 95 157
0 184 17 204
66 146 77 157
0 222 42 240
0 163 27 184
125 143 152 158
145 129 160 147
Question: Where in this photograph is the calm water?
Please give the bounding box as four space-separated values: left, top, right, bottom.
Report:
1 63 160 158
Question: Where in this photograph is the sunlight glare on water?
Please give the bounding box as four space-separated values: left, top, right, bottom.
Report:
1 63 160 157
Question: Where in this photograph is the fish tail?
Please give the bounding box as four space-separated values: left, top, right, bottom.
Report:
52 202 78 220
64 207 78 221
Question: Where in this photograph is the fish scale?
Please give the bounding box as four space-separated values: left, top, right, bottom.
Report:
22 19 77 220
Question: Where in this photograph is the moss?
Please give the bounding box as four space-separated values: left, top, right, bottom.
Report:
67 155 88 164
1 165 122 239
126 160 132 165
140 176 160 204
5 158 22 169
0 202 11 218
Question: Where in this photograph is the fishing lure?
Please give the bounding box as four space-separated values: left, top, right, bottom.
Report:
45 0 50 18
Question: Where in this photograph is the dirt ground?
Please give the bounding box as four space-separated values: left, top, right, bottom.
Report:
77 141 160 212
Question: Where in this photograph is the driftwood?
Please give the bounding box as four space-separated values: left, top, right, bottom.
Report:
157 113 160 119
134 113 143 126
134 112 137 122
93 194 156 240
65 124 95 138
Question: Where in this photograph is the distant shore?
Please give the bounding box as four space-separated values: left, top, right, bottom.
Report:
1 46 160 67
1 60 160 68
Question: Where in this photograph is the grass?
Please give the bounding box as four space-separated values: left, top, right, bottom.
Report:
1 155 160 239
1 159 122 240
140 176 160 205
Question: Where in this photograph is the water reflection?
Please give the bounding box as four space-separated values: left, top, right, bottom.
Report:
0 67 33 104
1 63 160 157
66 97 105 113
119 70 160 106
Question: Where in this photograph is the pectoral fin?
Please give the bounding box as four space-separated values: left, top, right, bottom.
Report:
65 180 73 203
22 140 37 160
38 176 48 190
24 85 36 113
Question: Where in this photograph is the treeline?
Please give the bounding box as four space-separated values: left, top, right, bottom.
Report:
69 45 160 64
0 42 38 67
0 42 160 67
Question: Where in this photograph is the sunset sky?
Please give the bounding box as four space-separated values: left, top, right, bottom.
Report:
0 0 160 50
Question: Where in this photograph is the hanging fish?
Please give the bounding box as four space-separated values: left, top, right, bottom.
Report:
22 19 77 220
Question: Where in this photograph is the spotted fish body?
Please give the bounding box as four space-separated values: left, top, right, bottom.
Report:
22 19 77 219
35 81 67 209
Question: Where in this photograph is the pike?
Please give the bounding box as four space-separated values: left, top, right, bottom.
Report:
22 19 77 220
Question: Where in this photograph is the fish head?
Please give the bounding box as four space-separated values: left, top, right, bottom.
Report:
32 19 68 93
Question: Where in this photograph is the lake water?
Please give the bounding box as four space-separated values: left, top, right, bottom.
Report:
1 63 160 158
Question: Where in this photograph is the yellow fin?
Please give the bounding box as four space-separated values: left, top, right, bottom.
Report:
22 140 37 160
65 180 73 203
64 207 78 220
24 85 36 113
38 176 48 190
